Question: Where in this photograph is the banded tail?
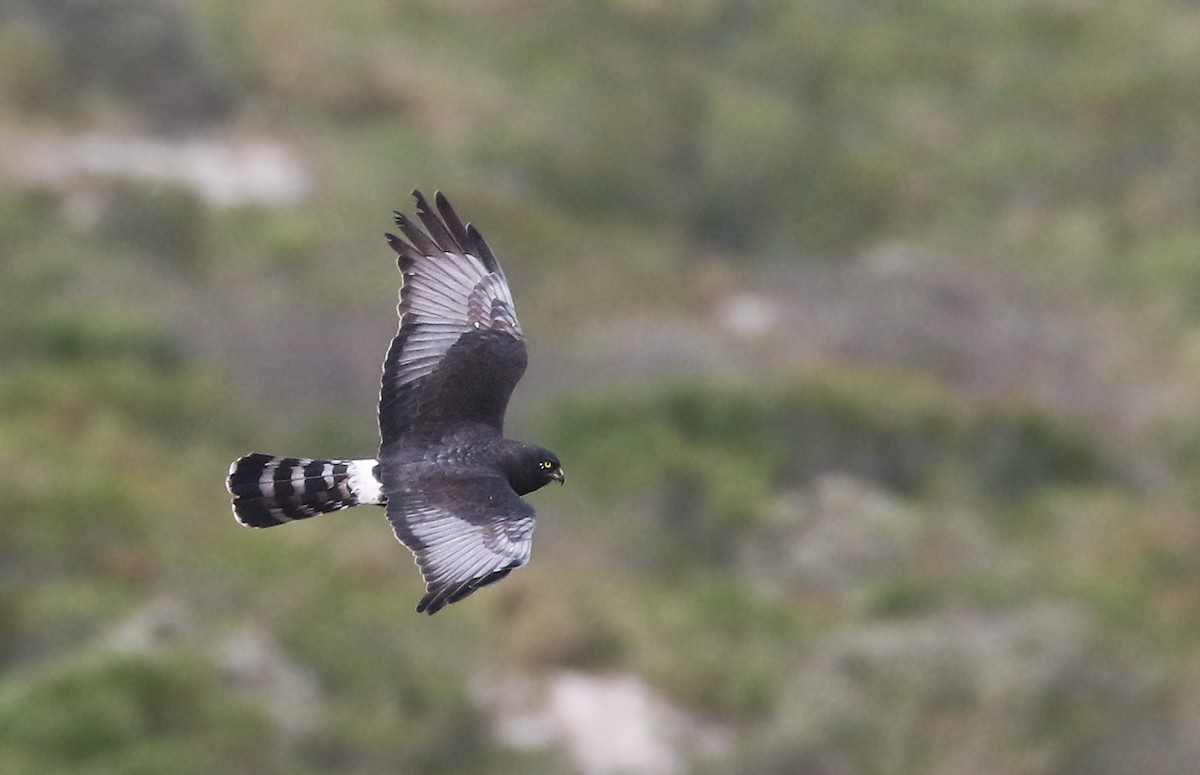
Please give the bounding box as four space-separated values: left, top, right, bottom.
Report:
226 454 385 528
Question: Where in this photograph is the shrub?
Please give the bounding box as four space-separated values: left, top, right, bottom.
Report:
544 368 1107 567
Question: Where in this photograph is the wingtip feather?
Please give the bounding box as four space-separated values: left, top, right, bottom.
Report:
465 223 501 273
416 591 443 615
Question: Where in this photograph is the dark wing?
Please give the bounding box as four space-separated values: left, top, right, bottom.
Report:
387 473 535 614
380 190 526 443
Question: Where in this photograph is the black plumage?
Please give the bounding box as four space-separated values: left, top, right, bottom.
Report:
226 190 564 614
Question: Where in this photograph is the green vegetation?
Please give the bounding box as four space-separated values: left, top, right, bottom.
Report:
0 655 273 774
4 0 1200 772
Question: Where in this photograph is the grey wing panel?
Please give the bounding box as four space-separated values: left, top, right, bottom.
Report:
386 474 535 614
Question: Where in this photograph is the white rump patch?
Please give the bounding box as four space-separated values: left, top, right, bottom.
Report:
348 459 384 505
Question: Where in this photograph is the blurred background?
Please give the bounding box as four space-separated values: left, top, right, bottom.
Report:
3 0 1200 772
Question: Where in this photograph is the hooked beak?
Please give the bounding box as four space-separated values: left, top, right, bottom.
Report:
550 466 566 485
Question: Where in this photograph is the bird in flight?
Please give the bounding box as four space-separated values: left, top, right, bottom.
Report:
226 191 564 614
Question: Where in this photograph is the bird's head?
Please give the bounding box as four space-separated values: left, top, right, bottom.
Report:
535 450 566 487
505 444 565 495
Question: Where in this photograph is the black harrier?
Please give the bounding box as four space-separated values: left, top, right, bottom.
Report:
226 191 564 614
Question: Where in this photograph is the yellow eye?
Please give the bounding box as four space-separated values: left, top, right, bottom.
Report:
540 460 553 470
